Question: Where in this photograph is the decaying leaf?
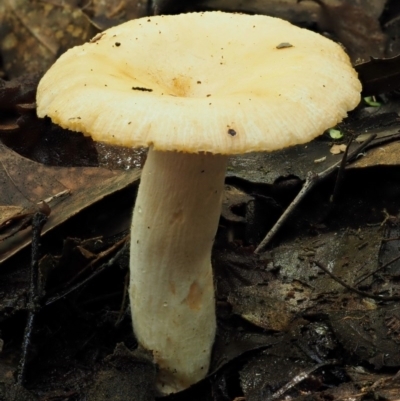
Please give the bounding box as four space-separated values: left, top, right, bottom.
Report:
221 185 254 223
228 285 295 331
0 205 24 226
351 141 400 168
0 200 51 242
330 306 400 368
0 144 140 262
85 343 156 401
356 54 400 96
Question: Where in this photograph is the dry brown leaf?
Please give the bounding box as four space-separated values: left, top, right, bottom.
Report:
0 144 140 262
0 205 24 226
351 141 400 168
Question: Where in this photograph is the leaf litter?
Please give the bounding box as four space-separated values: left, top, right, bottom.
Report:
0 144 140 262
2 1 400 400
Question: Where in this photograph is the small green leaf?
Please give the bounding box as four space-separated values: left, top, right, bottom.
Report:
328 128 343 140
364 96 381 107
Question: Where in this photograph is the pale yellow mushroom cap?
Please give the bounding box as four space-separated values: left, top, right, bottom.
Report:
36 12 361 154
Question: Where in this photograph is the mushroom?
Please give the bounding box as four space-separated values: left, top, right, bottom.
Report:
36 12 361 394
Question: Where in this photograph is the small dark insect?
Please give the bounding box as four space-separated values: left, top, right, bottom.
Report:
132 87 153 92
228 129 236 136
115 42 121 47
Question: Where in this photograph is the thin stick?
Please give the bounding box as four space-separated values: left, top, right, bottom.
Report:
45 237 129 306
313 260 400 302
354 253 400 286
17 212 48 385
254 171 319 253
64 235 128 287
254 134 377 253
330 135 353 203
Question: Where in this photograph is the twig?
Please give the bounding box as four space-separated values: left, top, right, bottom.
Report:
313 260 400 302
17 212 48 385
330 134 353 203
45 236 129 306
354 253 400 286
64 235 128 287
382 236 400 242
254 134 377 253
254 171 319 253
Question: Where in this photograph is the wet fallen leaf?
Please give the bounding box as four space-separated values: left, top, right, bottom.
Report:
228 108 400 185
0 144 140 262
228 285 293 331
0 74 39 111
330 306 400 368
356 54 400 96
86 343 156 401
214 248 271 298
1 110 100 167
210 320 277 373
238 333 317 400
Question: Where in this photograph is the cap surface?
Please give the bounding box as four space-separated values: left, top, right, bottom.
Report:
37 12 361 154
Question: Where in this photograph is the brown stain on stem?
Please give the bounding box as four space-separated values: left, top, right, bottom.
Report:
185 281 202 311
169 280 176 295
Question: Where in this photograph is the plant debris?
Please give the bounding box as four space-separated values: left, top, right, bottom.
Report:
3 1 400 400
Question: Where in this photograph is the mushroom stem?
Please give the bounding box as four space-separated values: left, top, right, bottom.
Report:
129 148 227 394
